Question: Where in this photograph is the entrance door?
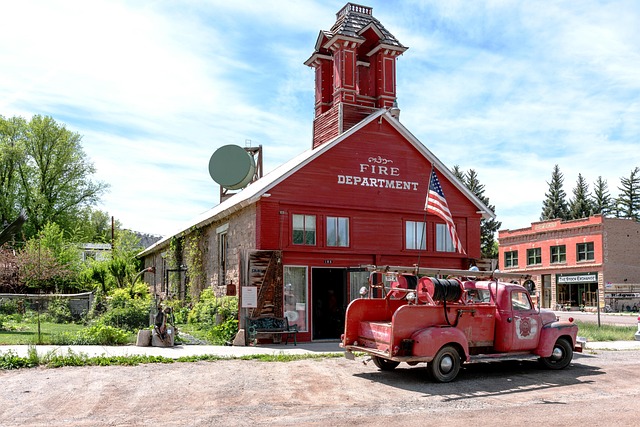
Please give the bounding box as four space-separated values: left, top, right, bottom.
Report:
311 268 347 340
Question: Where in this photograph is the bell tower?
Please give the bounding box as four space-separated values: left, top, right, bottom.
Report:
305 3 407 148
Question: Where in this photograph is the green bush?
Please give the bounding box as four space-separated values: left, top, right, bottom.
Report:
93 285 152 331
186 291 238 344
0 299 20 315
52 324 130 345
207 317 239 345
42 298 74 323
99 303 150 331
187 289 217 325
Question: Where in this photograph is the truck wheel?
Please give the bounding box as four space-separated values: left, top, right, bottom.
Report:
539 338 573 370
371 356 400 371
428 345 461 383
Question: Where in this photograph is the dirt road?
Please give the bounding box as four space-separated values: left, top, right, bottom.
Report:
1 350 638 426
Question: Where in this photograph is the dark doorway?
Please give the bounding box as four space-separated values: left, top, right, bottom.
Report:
312 268 347 340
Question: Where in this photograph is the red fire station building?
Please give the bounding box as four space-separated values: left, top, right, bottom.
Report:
139 3 494 342
499 215 640 312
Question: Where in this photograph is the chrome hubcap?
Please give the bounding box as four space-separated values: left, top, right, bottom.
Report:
551 347 564 361
440 355 454 373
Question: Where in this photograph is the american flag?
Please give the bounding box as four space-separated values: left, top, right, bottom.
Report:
424 169 466 254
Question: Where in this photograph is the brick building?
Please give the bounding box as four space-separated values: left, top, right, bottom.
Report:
498 215 640 312
139 3 494 341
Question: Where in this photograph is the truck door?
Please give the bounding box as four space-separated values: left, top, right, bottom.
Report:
508 289 541 351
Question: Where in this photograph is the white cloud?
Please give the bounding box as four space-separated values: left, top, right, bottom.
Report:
2 0 639 235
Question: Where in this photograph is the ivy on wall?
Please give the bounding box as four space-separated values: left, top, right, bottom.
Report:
184 227 206 299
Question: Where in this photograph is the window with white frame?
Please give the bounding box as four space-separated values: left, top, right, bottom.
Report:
292 214 316 245
326 216 349 247
435 223 455 252
405 221 426 250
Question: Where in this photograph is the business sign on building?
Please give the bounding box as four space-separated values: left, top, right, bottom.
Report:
557 273 598 284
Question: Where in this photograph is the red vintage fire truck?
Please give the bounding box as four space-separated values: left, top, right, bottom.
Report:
341 265 584 382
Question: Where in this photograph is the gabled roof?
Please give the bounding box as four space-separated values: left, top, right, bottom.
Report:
139 109 495 257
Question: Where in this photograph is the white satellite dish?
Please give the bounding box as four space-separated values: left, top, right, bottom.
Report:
208 145 256 190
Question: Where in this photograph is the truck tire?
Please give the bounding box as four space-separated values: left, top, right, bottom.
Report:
371 356 400 371
539 337 573 370
428 345 461 383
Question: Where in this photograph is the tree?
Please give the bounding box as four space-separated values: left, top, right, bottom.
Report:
592 176 613 217
10 115 109 238
568 173 593 220
540 165 569 221
17 222 82 293
616 167 640 221
0 116 27 229
451 166 502 258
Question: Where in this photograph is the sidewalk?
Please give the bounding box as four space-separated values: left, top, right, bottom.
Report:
0 341 344 359
1 339 639 360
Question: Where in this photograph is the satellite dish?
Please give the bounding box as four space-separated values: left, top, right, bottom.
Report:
208 145 256 190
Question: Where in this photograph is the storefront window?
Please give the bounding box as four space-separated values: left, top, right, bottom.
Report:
349 271 370 300
284 266 308 331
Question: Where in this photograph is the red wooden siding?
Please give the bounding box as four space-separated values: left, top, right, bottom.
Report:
257 119 482 265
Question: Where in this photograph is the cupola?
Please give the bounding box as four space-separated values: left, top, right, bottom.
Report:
305 3 408 148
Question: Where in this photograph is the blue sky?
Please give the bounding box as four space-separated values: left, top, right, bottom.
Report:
2 0 639 236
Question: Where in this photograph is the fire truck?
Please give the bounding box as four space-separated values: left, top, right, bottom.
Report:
341 265 584 382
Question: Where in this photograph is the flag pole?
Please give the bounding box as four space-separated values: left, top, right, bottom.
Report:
417 164 435 270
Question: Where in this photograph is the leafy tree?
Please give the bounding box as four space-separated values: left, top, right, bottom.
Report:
17 223 82 292
10 115 109 238
568 173 593 220
451 166 501 258
616 167 640 221
70 209 117 244
107 229 144 288
592 176 613 217
0 116 27 228
540 164 569 221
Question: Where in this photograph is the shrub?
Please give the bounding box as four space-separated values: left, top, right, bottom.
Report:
186 291 238 344
187 289 217 325
99 302 150 331
42 298 74 323
0 298 20 315
54 324 130 345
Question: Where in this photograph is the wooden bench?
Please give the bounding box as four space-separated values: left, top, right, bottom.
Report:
246 316 298 345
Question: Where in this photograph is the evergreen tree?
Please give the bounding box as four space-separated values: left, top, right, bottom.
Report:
616 167 640 221
451 166 501 258
568 173 593 219
592 176 613 217
451 165 465 182
540 164 569 221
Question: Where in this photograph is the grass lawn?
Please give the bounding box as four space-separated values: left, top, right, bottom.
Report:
0 321 86 345
575 320 636 342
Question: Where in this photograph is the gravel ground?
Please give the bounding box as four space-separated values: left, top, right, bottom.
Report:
1 349 639 426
